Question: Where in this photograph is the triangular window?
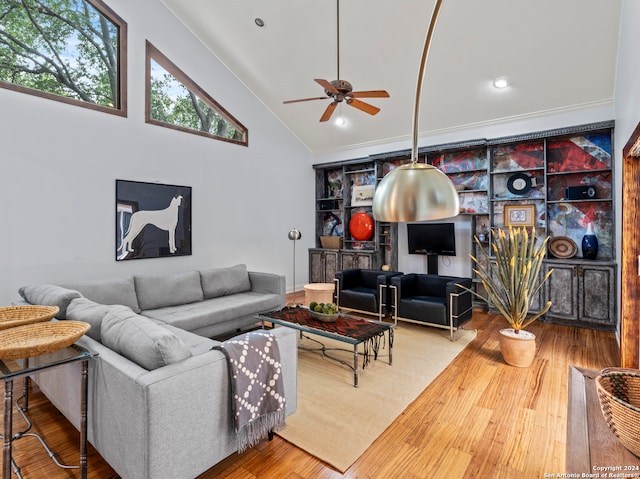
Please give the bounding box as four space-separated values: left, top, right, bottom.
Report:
145 41 247 146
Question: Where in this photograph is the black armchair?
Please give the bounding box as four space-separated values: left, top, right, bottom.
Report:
334 269 403 320
390 273 473 340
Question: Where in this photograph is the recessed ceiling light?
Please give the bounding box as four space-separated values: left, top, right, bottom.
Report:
493 76 509 89
254 17 266 28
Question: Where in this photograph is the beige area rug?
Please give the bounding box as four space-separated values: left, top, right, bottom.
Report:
276 321 477 472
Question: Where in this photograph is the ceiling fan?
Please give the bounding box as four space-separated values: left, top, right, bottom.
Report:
283 0 389 123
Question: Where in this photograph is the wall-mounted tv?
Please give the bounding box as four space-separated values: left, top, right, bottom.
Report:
407 222 456 256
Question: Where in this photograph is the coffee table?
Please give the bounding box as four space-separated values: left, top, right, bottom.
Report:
258 306 394 387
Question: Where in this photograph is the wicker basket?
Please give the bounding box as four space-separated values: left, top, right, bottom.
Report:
320 236 343 249
0 320 90 360
595 367 640 457
0 305 59 331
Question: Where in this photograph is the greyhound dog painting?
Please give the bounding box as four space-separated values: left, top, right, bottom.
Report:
116 180 192 260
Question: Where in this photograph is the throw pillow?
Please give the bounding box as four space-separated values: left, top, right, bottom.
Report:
62 277 141 313
134 271 204 311
200 264 251 299
66 298 132 342
101 308 192 370
18 284 82 319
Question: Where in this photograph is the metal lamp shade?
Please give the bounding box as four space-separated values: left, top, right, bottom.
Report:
372 163 460 222
288 228 302 241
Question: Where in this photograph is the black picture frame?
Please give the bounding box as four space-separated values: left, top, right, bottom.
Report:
115 180 192 261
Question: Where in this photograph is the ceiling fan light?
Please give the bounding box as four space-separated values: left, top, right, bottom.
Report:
493 76 509 89
372 163 460 222
335 116 346 127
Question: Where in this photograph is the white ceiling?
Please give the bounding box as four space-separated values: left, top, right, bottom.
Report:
160 0 622 155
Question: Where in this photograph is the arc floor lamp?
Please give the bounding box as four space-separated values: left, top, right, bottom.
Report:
372 0 459 223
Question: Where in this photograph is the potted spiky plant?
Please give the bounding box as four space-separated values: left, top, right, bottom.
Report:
463 226 553 367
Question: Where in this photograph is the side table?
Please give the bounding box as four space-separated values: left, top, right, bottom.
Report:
0 344 96 479
303 283 335 306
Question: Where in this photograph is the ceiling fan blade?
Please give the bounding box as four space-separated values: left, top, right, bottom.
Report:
346 98 380 116
320 102 338 122
315 79 340 94
349 90 390 99
283 96 328 104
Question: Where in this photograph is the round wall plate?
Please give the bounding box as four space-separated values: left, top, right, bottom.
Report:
507 173 533 195
349 212 374 241
548 236 578 259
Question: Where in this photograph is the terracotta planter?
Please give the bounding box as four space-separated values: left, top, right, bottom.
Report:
499 328 536 367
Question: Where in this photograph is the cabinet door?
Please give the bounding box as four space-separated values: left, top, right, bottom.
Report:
355 252 373 270
324 251 339 282
545 264 579 320
340 251 373 270
339 251 354 270
579 264 616 326
309 250 325 283
309 249 339 283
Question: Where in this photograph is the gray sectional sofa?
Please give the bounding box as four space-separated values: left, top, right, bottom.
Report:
17 264 297 479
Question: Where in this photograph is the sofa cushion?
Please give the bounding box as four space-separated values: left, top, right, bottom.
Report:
62 277 141 313
101 308 192 370
134 271 204 310
18 284 82 319
66 298 132 342
200 264 251 299
143 291 282 333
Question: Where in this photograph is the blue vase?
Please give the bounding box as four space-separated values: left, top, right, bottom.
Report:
581 223 598 260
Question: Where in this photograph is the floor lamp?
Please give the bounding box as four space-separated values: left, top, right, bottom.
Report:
372 0 459 223
288 228 302 306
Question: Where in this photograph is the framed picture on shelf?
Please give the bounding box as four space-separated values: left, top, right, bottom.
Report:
351 185 375 206
504 204 535 227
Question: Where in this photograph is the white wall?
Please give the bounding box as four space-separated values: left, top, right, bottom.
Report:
0 0 315 305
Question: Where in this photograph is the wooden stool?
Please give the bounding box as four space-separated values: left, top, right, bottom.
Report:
303 283 335 306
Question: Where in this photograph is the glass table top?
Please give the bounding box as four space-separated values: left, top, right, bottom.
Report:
0 344 94 381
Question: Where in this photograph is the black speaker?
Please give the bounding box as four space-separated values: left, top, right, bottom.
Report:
319 199 339 210
564 185 596 200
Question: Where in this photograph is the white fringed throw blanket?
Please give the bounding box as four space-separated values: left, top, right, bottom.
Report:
213 331 286 452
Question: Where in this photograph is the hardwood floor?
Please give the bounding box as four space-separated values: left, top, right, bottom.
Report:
1 307 620 478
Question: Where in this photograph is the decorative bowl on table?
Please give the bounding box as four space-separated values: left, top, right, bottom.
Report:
595 367 640 457
0 320 90 360
0 305 60 331
309 310 339 323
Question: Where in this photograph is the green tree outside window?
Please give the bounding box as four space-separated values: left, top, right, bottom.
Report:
0 0 126 115
146 42 247 146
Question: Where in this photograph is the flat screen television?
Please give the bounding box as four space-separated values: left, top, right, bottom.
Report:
407 222 456 256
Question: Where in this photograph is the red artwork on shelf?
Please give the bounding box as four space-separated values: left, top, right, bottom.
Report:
349 212 374 241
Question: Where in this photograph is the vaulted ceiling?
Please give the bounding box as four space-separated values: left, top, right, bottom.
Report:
160 0 622 155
